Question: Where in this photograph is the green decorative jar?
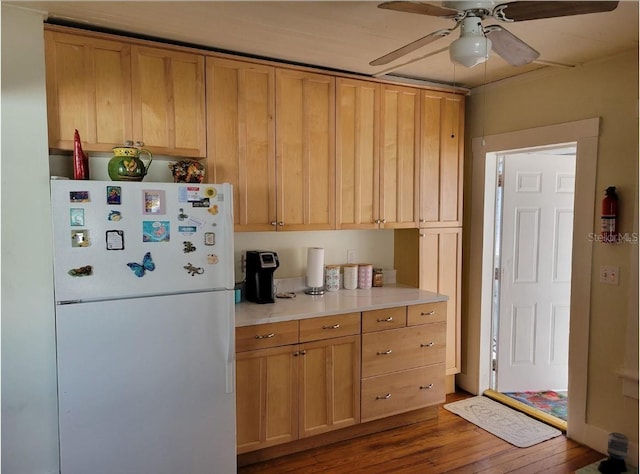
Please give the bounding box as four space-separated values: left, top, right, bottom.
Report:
108 146 153 181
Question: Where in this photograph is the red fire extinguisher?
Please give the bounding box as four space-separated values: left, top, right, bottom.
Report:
601 186 618 243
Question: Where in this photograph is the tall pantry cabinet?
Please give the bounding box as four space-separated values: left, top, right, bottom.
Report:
395 90 464 379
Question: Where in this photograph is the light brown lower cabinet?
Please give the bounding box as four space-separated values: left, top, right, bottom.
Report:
236 304 445 454
235 314 360 454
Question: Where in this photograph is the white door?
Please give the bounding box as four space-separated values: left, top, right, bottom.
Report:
496 152 576 392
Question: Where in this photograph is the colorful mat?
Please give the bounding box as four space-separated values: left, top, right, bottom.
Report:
503 390 568 421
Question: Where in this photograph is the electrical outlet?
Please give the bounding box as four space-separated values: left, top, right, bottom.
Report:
347 249 357 264
600 265 620 285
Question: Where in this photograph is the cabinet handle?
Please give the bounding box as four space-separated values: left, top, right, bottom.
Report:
419 219 425 223
420 342 435 348
255 333 275 339
278 221 284 227
270 221 277 227
376 349 393 355
421 310 436 316
134 141 144 147
374 219 380 224
322 324 340 329
420 384 434 390
124 140 133 146
419 233 425 238
377 316 394 322
381 219 387 224
376 393 392 400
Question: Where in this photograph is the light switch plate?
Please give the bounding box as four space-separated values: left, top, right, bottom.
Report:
599 265 620 285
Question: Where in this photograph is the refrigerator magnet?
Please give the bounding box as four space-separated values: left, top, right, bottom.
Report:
191 198 210 208
70 208 85 226
71 229 90 247
204 232 215 246
208 204 219 215
183 241 196 253
207 254 219 264
106 230 124 250
69 191 90 203
127 252 155 278
177 208 189 221
142 221 170 242
68 265 93 277
143 190 166 215
107 186 121 205
108 210 122 222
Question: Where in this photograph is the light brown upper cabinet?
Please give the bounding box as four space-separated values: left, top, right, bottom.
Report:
130 46 206 157
419 91 464 227
379 84 420 228
44 28 206 157
337 80 419 229
276 69 336 231
45 30 132 152
206 58 276 231
336 78 380 229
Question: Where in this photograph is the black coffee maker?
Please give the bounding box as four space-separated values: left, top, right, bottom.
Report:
245 251 279 304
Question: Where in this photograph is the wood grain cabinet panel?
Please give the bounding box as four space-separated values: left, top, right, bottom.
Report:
362 323 446 378
131 46 206 157
275 69 335 230
298 335 361 438
361 363 445 422
419 91 464 227
44 30 132 152
44 28 206 157
205 57 276 231
236 345 299 454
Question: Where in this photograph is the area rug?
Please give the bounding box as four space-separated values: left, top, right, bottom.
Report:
444 396 562 448
503 390 568 421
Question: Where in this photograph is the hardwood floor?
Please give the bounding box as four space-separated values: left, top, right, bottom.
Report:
237 392 604 473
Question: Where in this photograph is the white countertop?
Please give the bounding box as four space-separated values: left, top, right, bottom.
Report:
234 285 448 327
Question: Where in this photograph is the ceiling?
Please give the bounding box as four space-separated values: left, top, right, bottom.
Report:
13 1 639 89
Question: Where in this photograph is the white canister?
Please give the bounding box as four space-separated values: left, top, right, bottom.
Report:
343 264 358 290
358 264 373 289
325 265 340 292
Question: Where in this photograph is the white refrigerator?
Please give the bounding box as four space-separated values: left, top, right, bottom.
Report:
50 179 236 474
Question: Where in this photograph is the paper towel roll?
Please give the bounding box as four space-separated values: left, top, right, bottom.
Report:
306 247 325 289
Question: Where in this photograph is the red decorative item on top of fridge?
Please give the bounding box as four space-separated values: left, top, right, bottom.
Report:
601 186 618 243
73 129 89 180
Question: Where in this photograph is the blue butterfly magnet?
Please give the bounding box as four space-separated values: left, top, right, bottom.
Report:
127 252 156 277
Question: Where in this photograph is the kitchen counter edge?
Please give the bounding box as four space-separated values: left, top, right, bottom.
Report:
234 285 448 327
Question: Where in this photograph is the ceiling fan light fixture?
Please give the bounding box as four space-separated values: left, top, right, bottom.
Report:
449 34 492 67
449 16 492 68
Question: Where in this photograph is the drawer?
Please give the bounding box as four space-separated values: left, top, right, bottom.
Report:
236 320 299 352
361 323 446 377
299 312 361 342
407 301 447 326
361 364 445 422
361 306 406 333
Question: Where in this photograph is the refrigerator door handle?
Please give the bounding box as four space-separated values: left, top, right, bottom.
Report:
225 309 235 394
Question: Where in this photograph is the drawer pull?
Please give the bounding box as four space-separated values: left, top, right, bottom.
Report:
421 310 436 316
420 384 434 390
293 350 307 357
420 342 435 348
376 393 392 400
322 323 341 330
255 333 276 339
376 349 393 355
376 316 394 322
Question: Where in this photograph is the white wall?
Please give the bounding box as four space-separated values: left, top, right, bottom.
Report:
1 5 60 474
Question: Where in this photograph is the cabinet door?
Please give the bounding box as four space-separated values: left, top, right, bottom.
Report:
275 69 335 230
336 78 380 229
45 30 132 152
379 85 419 229
131 46 206 157
298 335 360 438
419 227 462 375
420 91 464 227
206 58 276 231
236 345 298 454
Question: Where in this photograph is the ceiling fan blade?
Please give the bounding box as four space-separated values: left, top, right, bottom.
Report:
494 1 619 22
378 1 459 18
370 29 451 66
485 25 539 66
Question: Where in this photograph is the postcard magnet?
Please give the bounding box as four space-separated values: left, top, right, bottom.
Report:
106 230 124 250
107 186 121 205
70 208 85 226
70 191 90 203
71 229 90 247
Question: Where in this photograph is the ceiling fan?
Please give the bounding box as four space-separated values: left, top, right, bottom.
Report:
370 1 619 69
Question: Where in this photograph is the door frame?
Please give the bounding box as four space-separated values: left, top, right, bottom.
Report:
457 117 599 443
